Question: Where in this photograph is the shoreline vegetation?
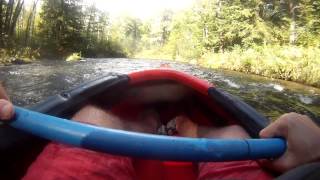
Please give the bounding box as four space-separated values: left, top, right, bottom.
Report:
0 48 39 65
1 0 319 88
135 45 320 88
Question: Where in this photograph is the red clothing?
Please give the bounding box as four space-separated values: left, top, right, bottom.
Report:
23 143 135 180
23 143 272 180
198 161 273 180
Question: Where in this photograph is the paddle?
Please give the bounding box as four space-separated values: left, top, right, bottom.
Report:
9 106 286 162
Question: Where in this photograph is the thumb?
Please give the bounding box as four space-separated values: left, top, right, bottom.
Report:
0 99 14 120
259 115 290 138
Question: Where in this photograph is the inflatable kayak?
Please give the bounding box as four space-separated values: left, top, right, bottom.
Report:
0 69 285 180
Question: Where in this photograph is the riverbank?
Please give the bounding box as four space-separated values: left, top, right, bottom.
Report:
136 46 320 88
0 48 39 65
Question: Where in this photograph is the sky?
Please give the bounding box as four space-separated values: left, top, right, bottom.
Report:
83 0 196 19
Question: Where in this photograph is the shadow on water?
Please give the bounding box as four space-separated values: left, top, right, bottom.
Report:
0 58 319 122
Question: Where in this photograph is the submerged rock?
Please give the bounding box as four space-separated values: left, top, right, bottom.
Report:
11 58 32 65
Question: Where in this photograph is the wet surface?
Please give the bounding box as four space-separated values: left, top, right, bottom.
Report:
1 58 319 121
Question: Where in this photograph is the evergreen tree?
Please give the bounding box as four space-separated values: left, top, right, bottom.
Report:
38 0 84 57
0 0 24 47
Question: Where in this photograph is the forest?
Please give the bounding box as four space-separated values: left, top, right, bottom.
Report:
0 0 319 87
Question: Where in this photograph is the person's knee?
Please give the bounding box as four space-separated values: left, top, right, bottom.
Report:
217 125 250 138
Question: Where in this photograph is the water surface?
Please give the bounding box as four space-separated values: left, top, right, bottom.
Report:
1 58 319 122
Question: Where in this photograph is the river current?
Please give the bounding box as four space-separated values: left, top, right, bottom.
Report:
1 58 319 122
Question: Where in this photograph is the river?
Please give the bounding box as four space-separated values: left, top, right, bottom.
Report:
0 58 319 122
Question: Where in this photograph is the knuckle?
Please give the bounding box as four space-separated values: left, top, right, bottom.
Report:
278 114 290 123
288 112 298 116
279 112 302 124
280 113 291 119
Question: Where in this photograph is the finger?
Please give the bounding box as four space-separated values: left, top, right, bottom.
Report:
267 155 295 173
259 154 293 173
259 113 291 138
0 99 14 120
0 84 9 100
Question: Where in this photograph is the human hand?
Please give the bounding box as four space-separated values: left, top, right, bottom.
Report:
260 113 320 172
0 99 14 120
0 85 14 120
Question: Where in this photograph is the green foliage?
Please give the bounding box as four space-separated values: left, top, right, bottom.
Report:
165 10 203 59
1 0 126 60
196 0 259 51
109 16 145 56
0 47 39 65
296 0 320 46
81 5 124 57
38 0 84 57
134 0 320 87
1 0 320 88
200 46 320 87
0 49 14 64
0 0 24 47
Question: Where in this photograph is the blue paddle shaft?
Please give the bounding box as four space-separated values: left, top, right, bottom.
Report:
10 106 286 161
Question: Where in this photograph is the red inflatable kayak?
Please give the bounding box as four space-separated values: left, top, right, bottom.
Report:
0 69 270 180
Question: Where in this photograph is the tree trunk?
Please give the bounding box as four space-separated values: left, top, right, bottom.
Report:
289 0 299 45
25 0 38 46
9 0 24 36
4 0 14 36
0 0 4 46
216 0 223 52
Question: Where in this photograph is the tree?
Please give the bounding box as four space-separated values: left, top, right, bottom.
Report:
166 9 203 59
82 4 113 57
38 0 84 57
296 0 320 46
0 0 24 47
0 0 3 42
24 0 38 46
159 9 173 45
116 16 143 56
195 0 260 51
